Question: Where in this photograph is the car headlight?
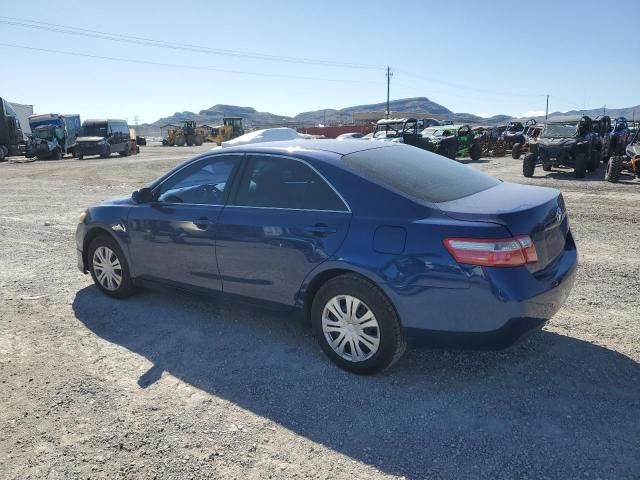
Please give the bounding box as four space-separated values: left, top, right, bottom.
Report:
78 211 87 223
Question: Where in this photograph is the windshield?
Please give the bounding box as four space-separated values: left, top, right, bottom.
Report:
32 127 53 139
506 123 523 132
343 145 500 203
80 123 108 137
374 123 404 137
542 123 578 138
421 128 452 137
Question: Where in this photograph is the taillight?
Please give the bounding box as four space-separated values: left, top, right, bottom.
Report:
444 235 538 267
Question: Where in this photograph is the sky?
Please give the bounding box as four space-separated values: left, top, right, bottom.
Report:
1 0 638 124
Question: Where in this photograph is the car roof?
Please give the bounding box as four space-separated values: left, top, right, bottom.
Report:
547 115 589 123
214 139 396 156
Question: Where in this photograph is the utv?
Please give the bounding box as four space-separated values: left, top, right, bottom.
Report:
605 127 640 182
591 115 612 164
503 119 536 148
610 117 631 156
522 115 599 178
473 126 507 157
511 123 543 159
419 123 482 160
372 118 482 160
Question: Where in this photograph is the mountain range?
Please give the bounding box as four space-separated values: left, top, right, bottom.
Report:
138 97 638 136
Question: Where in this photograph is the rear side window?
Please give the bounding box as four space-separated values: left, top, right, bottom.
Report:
342 145 500 203
234 156 348 211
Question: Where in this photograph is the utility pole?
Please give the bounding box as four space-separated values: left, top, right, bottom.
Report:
603 105 606 116
132 115 139 126
386 66 393 119
545 94 549 121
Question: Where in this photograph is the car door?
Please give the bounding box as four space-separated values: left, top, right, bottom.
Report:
127 153 243 290
215 154 352 305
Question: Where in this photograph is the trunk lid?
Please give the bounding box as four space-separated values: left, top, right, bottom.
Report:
436 182 568 272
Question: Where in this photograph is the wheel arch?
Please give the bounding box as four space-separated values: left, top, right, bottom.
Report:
298 264 395 325
82 226 129 272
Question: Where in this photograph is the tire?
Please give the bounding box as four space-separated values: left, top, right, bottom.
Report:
469 142 481 161
512 143 521 159
52 149 63 160
574 153 587 178
119 146 130 157
542 163 552 172
523 153 537 177
194 135 204 146
311 274 406 375
587 144 599 172
175 135 186 147
78 154 84 160
88 235 137 299
605 156 623 183
0 147 5 162
447 143 456 160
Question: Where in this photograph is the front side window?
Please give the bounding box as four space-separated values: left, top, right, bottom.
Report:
157 156 238 205
234 156 347 211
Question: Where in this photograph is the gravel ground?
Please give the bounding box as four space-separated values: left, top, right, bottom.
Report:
1 146 639 479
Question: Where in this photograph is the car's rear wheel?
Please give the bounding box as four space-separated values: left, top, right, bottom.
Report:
311 274 406 374
469 143 481 161
512 143 521 159
574 153 587 178
523 153 536 177
88 235 136 298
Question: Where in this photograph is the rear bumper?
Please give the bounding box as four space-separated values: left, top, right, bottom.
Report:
393 233 578 349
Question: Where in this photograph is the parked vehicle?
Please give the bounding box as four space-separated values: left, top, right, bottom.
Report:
504 120 536 148
511 123 544 159
336 132 364 140
591 115 612 164
605 127 640 182
523 116 599 178
609 117 631 156
372 118 481 160
0 97 25 161
25 114 81 160
473 126 506 157
420 124 481 160
76 140 577 374
76 119 131 159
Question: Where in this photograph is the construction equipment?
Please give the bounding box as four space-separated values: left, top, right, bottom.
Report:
208 117 245 145
162 120 204 146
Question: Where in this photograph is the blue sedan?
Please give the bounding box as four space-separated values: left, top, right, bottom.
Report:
76 140 577 374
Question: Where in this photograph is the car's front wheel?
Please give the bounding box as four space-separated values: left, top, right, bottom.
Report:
88 235 137 298
311 274 406 374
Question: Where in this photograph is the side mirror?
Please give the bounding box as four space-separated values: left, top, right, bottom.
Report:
132 187 154 204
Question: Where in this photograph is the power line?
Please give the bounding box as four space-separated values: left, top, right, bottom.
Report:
0 42 381 84
397 69 546 98
0 16 383 70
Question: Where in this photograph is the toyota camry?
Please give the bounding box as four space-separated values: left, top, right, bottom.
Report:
76 140 577 374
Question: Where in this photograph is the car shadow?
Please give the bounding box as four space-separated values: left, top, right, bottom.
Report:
457 158 491 164
72 286 640 478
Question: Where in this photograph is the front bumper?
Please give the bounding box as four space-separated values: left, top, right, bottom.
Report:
76 143 109 156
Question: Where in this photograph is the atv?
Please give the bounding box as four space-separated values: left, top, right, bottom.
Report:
522 115 599 178
605 127 640 183
511 123 543 159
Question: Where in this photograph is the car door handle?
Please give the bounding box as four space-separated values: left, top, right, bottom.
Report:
194 217 215 229
303 224 337 236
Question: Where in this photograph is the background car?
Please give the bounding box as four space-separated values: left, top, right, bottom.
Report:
76 140 577 374
336 132 365 140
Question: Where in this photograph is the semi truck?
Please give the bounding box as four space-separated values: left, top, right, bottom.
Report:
0 97 26 161
26 113 81 160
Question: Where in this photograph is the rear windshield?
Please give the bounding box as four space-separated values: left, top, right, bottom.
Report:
342 145 500 203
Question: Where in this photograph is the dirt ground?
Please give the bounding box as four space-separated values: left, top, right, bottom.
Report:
1 145 639 480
